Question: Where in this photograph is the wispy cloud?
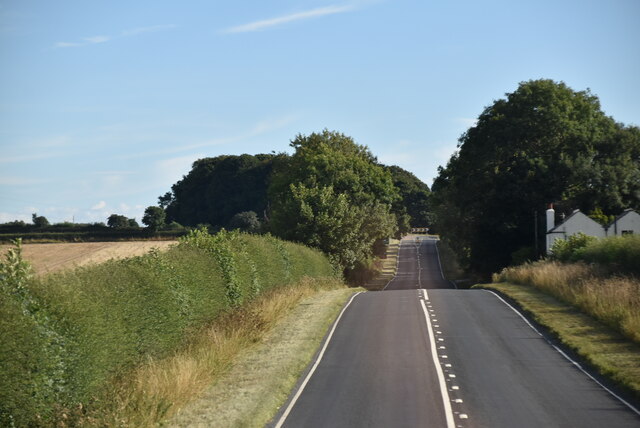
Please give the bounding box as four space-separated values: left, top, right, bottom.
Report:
54 24 176 49
91 201 107 210
222 4 354 34
121 24 177 37
116 114 299 160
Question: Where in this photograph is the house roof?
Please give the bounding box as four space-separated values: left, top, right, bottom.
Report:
547 209 584 233
605 208 637 229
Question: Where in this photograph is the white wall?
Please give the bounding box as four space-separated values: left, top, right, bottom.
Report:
609 210 640 236
546 211 606 253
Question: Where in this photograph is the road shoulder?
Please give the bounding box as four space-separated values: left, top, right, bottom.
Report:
476 282 640 406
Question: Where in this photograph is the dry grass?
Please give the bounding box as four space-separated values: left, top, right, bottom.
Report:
0 241 176 276
365 237 400 290
495 261 640 344
85 277 345 427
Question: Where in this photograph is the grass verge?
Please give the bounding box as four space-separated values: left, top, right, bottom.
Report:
364 238 400 290
165 282 357 427
476 282 640 401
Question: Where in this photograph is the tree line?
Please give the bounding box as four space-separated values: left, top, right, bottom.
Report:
158 130 432 277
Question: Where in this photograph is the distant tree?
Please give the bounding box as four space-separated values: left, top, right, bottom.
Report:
227 211 261 233
163 154 278 228
31 213 49 227
142 206 166 231
2 220 26 227
385 165 432 229
107 214 130 229
128 218 140 228
431 79 640 276
158 192 174 209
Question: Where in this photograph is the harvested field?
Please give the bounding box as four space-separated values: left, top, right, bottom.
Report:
0 241 176 276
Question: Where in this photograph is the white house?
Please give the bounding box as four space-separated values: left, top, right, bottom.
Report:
607 209 640 236
545 206 640 253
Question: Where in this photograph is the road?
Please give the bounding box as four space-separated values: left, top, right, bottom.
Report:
272 236 640 427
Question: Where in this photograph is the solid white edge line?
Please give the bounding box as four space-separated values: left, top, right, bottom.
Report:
433 238 458 289
274 291 364 428
484 289 640 417
420 290 456 428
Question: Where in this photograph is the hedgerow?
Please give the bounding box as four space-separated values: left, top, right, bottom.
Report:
0 231 335 427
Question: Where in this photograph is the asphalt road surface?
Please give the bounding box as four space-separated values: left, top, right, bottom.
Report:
272 236 640 428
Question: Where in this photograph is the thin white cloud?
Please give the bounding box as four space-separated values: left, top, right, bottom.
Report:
84 35 110 44
91 201 107 210
222 4 354 34
121 24 177 36
116 114 299 160
54 24 175 49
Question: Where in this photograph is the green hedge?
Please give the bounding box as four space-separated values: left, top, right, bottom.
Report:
551 234 640 276
0 230 336 427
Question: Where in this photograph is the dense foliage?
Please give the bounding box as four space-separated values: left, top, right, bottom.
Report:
432 79 640 275
156 131 432 273
268 130 399 271
164 154 278 228
0 232 334 427
551 234 640 276
386 165 431 229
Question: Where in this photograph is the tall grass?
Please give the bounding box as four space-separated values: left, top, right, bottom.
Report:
0 230 337 427
91 277 343 427
495 261 640 344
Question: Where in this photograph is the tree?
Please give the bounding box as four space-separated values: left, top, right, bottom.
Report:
31 213 49 227
142 206 166 231
385 165 432 229
107 214 130 229
128 218 140 228
162 154 277 228
269 130 399 271
227 211 261 233
431 79 640 276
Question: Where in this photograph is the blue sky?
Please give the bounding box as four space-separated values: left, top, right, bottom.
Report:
1 0 639 224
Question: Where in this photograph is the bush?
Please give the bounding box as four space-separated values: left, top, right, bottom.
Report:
549 232 596 262
0 231 336 426
550 234 640 276
576 235 640 276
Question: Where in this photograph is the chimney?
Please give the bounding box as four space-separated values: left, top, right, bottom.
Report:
546 203 555 232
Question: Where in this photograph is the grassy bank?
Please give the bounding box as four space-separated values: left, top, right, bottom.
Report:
0 230 338 427
494 261 640 344
95 278 350 427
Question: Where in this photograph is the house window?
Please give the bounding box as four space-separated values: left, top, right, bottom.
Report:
622 230 633 235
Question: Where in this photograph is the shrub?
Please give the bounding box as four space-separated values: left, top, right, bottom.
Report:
549 232 596 262
576 235 640 276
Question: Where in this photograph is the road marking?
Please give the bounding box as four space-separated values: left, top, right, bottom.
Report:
420 290 456 428
433 239 459 290
274 291 364 428
485 289 640 417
